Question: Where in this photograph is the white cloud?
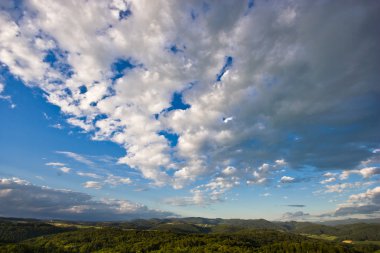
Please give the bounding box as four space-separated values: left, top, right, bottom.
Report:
0 82 16 108
0 177 175 220
45 162 65 167
247 162 285 185
76 172 101 179
222 166 237 175
83 181 102 190
0 0 379 192
325 182 374 193
81 174 131 189
50 123 64 129
56 151 95 166
280 176 295 183
320 177 336 184
59 167 71 173
166 175 240 206
323 172 337 178
335 186 380 216
223 116 233 123
340 167 380 180
105 174 132 186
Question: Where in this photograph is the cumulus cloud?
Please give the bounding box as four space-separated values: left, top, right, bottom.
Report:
166 175 240 206
280 176 295 184
320 177 336 184
0 0 379 192
0 177 175 220
335 187 380 216
323 172 337 178
247 162 285 185
340 167 380 180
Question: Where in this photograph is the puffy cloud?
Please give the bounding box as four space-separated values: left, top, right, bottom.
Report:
166 175 240 206
320 177 336 184
280 176 295 183
0 177 176 220
335 187 380 216
248 162 285 185
222 166 237 175
340 167 380 180
323 172 337 178
59 167 71 173
0 0 379 191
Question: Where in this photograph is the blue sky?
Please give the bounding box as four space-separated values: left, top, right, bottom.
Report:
0 0 379 221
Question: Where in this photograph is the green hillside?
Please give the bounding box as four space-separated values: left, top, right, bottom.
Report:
0 217 379 252
1 228 373 253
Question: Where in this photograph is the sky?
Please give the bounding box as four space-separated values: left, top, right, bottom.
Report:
0 0 379 222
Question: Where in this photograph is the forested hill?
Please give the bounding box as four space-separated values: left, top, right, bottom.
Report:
0 217 379 253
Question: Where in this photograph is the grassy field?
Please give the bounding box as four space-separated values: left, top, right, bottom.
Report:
303 233 338 241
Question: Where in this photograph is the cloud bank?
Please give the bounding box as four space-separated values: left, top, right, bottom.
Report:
0 178 176 221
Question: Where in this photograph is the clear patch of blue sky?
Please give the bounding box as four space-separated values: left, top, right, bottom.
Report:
216 56 233 82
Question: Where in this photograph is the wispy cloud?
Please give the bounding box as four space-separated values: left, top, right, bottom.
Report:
76 172 101 179
0 83 16 108
83 181 102 190
286 204 306 208
56 151 95 166
280 211 310 221
45 162 65 167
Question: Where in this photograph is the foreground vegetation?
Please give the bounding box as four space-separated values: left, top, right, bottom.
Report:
0 217 379 253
